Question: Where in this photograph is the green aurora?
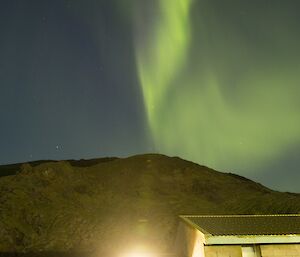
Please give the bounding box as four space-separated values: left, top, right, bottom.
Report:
135 0 300 177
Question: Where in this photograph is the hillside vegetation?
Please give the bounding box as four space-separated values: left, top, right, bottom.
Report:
0 154 299 255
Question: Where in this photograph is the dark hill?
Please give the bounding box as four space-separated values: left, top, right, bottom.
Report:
0 154 299 255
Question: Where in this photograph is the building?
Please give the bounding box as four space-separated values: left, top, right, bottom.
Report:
175 214 300 257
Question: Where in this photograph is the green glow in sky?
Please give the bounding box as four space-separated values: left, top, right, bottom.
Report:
136 0 300 175
136 0 193 123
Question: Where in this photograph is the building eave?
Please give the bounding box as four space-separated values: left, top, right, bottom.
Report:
179 215 211 236
204 234 300 245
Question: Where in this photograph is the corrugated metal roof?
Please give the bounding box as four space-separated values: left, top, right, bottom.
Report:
181 215 300 236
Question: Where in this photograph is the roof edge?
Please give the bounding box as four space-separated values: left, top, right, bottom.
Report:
179 215 211 236
205 234 300 245
179 214 300 243
181 214 300 218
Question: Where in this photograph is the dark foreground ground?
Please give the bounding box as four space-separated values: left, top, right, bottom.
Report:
0 154 299 254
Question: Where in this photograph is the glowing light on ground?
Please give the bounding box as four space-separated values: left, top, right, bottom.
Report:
119 245 156 257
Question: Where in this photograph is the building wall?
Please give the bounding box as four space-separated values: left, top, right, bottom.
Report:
260 244 300 257
174 222 205 257
204 245 242 257
176 223 300 257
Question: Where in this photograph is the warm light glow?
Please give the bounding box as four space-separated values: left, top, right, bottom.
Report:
121 252 155 257
192 232 205 257
119 245 156 257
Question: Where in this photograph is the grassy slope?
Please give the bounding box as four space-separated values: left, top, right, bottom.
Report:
0 154 299 255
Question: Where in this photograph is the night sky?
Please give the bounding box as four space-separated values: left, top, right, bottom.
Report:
0 0 299 193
